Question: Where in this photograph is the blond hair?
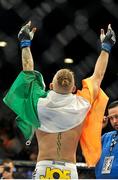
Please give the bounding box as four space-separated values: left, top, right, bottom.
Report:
52 69 75 94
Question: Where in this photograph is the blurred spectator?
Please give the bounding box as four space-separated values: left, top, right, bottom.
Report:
0 129 23 159
0 142 8 159
0 159 15 179
29 146 38 161
102 116 108 129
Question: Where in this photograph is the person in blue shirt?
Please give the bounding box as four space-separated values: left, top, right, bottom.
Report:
95 100 118 179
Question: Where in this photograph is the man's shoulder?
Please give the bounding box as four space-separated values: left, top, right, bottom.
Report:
102 130 116 139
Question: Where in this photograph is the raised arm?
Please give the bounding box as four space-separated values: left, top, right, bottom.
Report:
22 47 34 71
18 21 36 71
90 24 116 99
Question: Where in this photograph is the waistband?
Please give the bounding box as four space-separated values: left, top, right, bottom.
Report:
36 160 76 169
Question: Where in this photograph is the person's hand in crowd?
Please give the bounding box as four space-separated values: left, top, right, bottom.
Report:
102 116 108 129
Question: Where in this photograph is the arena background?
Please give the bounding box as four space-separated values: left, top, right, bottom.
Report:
0 0 118 178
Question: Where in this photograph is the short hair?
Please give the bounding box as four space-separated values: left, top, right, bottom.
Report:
108 100 118 110
53 69 75 93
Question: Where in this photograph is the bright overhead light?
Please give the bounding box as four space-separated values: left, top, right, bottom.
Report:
0 41 7 47
64 58 74 64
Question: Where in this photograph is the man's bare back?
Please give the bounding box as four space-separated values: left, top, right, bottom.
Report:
36 123 84 163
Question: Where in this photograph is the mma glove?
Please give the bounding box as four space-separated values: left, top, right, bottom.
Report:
101 28 116 53
18 22 34 48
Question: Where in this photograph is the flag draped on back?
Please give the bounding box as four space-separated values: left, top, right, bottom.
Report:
37 90 90 132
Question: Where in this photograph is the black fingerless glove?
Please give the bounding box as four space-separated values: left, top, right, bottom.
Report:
18 24 31 48
101 29 116 53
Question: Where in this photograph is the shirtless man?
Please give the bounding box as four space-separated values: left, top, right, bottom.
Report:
3 22 116 179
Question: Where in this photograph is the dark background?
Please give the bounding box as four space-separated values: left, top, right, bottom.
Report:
0 0 118 99
0 0 118 155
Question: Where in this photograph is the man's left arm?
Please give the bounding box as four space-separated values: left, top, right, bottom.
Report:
90 24 116 100
18 21 36 71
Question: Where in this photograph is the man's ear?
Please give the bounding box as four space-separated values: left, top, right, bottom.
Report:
49 83 53 90
72 85 76 93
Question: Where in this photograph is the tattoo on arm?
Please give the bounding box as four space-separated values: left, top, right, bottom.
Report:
57 132 61 160
22 47 34 70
